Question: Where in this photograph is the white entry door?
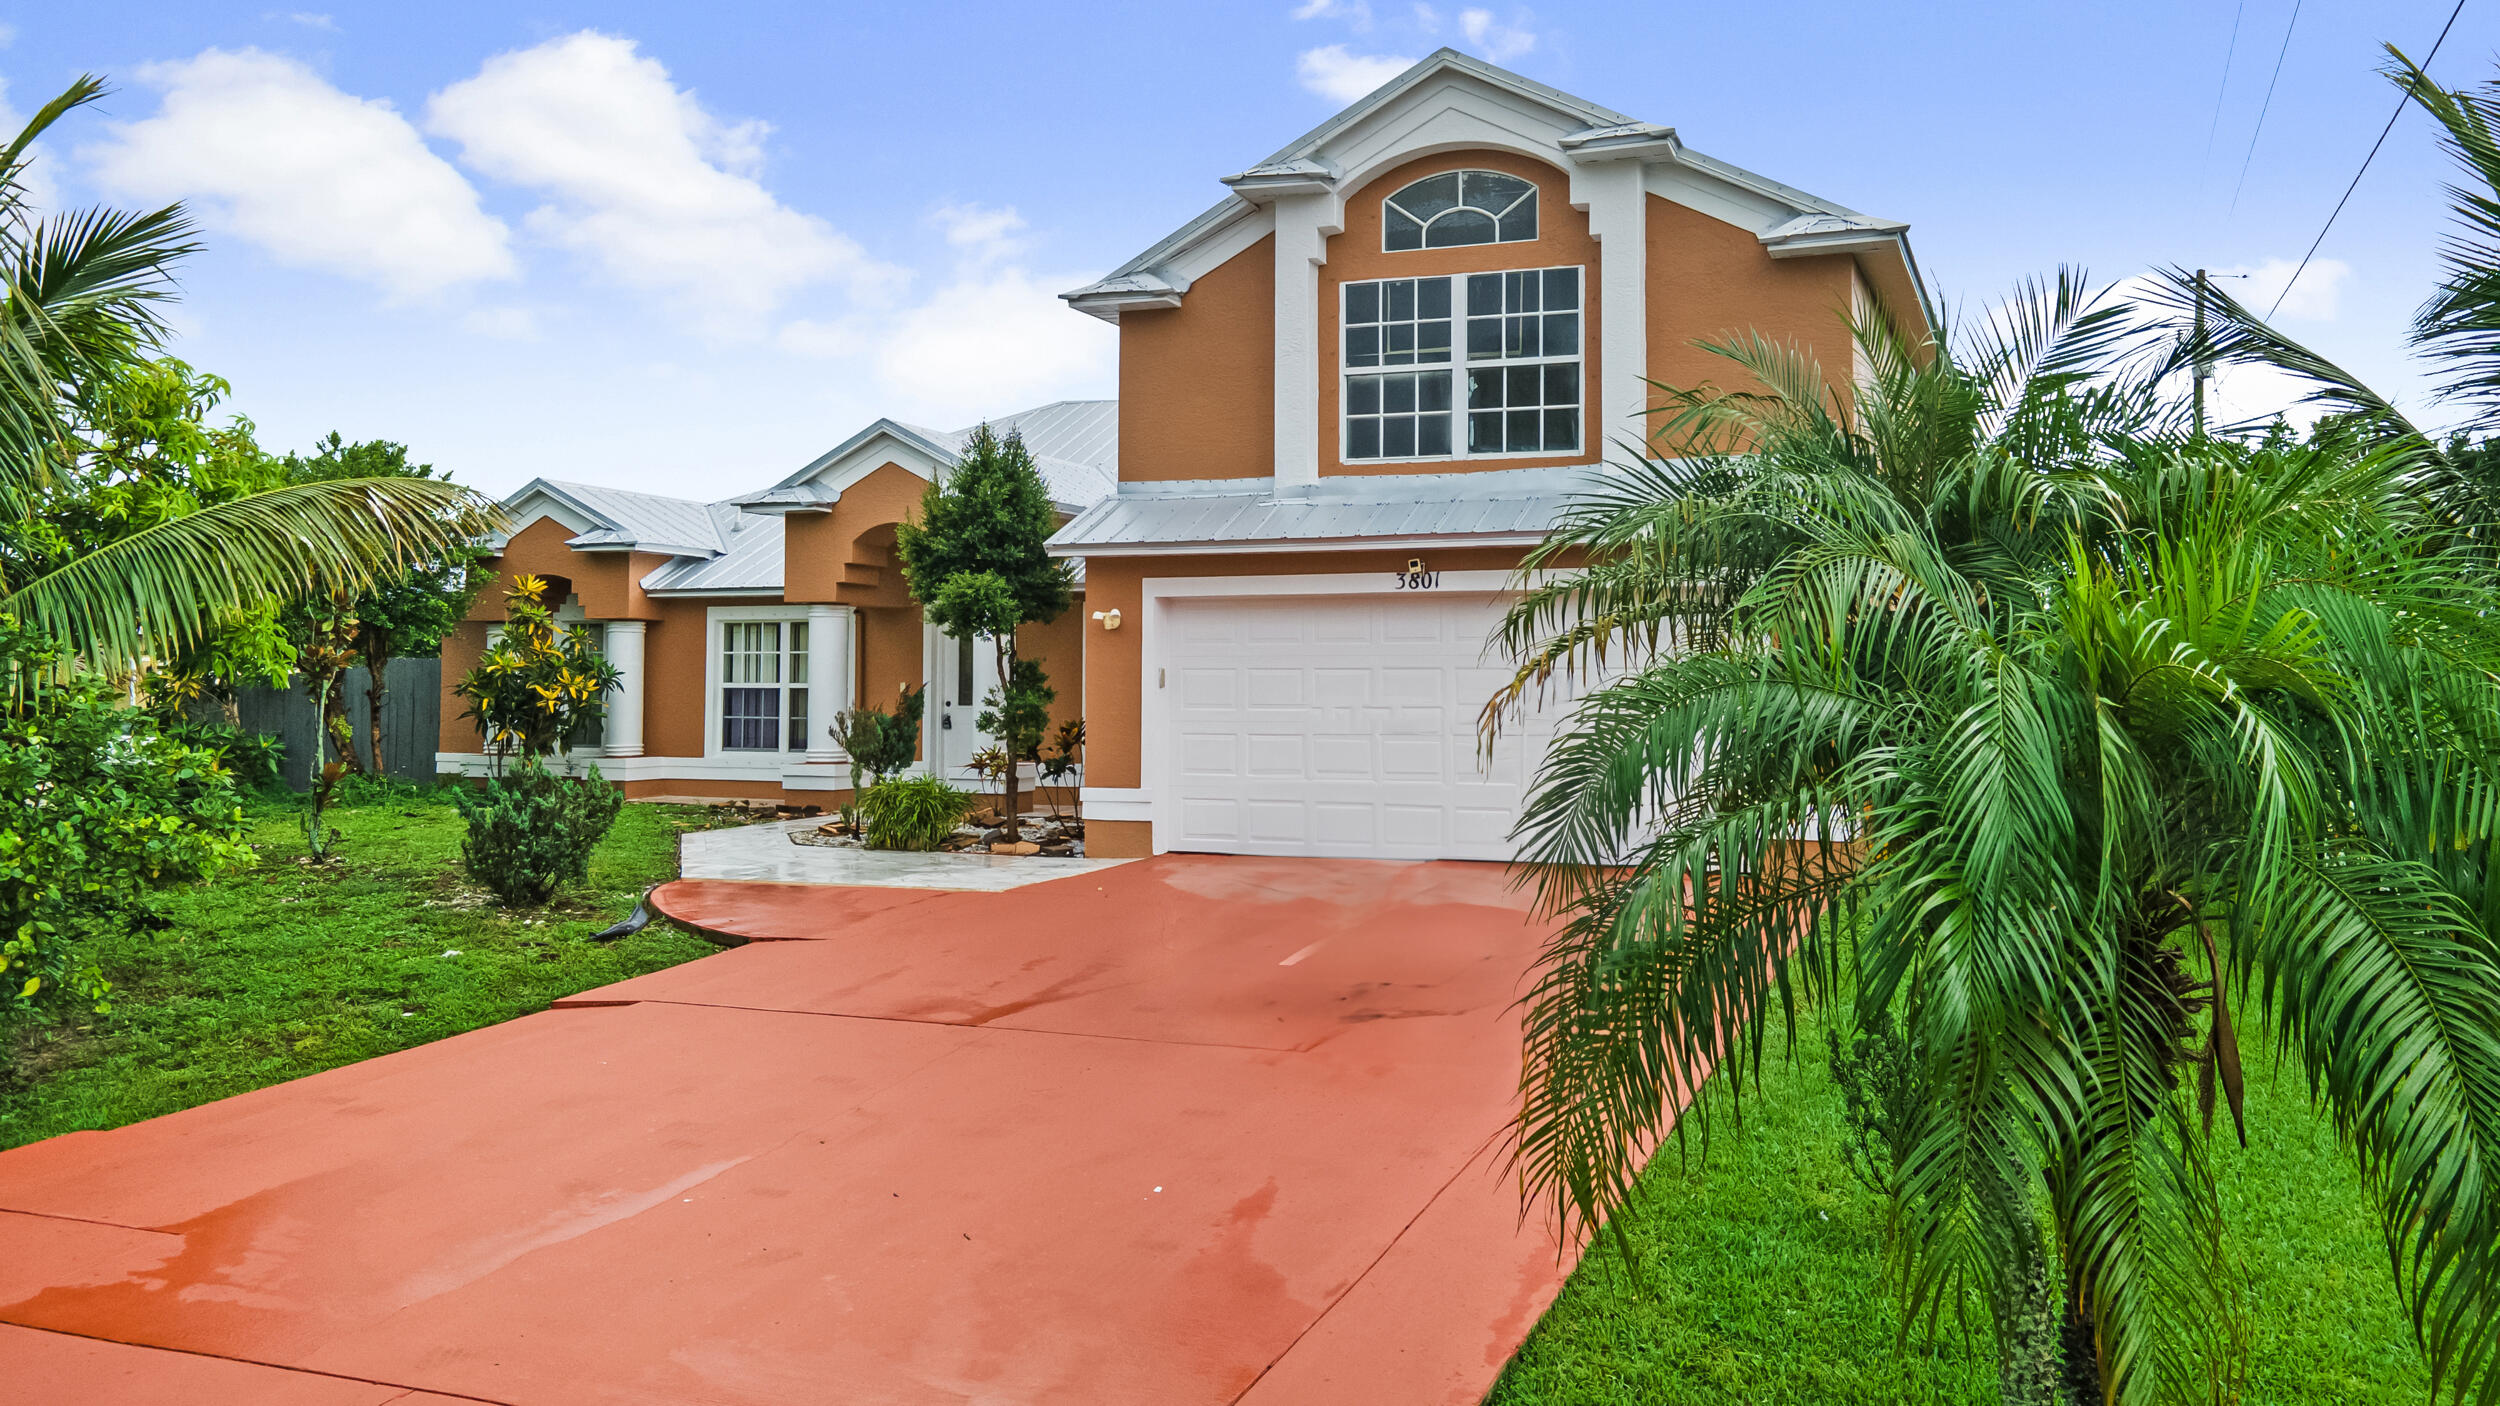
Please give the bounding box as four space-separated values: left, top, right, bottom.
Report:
1159 591 1579 861
927 626 999 783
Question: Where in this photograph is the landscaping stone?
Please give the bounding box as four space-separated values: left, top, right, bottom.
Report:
995 841 1041 856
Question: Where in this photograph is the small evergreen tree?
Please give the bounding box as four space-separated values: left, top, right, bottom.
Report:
893 426 1071 826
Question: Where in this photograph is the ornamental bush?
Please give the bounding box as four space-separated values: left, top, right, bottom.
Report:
857 775 971 852
450 757 624 905
0 626 249 1025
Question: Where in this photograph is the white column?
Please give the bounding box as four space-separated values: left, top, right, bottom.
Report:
1572 159 1649 458
804 603 849 763
1272 192 1331 489
603 619 646 758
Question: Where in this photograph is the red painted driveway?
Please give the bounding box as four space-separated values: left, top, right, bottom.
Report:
0 856 1578 1405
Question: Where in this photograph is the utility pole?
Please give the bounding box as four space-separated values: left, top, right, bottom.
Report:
2192 267 2209 438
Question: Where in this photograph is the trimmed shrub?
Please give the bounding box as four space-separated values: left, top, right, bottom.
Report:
857 775 971 851
450 758 623 904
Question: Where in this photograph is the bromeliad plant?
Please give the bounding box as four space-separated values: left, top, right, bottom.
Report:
1494 284 2500 1404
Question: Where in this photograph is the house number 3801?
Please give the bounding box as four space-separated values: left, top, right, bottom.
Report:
1394 563 1439 590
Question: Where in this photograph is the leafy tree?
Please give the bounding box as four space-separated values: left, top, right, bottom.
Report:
453 575 619 768
894 426 1072 825
1496 290 2500 1404
283 433 490 773
449 575 623 905
0 621 247 1027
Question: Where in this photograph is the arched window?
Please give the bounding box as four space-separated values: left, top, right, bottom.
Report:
1383 170 1538 251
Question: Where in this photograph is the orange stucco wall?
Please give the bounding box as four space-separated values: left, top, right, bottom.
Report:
445 500 1089 793
1116 234 1277 483
1320 149 1600 478
1643 194 1855 442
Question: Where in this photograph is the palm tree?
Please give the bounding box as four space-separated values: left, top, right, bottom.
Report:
1493 292 2500 1404
0 78 493 673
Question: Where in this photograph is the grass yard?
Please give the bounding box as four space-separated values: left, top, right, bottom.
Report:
1488 1009 2429 1405
0 784 727 1150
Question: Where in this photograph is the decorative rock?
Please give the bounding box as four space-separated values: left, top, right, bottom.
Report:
995 841 1042 856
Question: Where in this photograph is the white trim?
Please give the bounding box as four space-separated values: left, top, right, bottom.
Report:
1072 531 1544 558
1273 192 1333 488
1573 160 1648 450
1338 264 1585 467
704 604 818 763
1079 786 1154 824
1137 569 1527 855
436 750 870 792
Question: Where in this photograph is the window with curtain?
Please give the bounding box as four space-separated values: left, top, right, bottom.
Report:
719 619 810 752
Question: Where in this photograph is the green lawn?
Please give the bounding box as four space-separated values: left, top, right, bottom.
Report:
0 785 725 1150
1488 1010 2430 1405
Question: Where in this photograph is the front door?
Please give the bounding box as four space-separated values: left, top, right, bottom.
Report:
928 626 998 783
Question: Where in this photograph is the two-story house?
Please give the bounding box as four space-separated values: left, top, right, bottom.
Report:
1050 48 1928 860
437 49 1928 854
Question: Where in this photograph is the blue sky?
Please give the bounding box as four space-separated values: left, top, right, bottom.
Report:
14 1 2493 496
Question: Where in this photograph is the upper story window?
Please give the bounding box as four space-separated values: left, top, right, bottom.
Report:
1383 170 1538 251
1343 265 1582 462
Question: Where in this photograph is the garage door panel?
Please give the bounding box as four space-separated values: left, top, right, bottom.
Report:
1179 732 1239 777
1160 592 1597 861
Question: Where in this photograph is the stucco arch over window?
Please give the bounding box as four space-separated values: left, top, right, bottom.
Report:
1382 169 1538 251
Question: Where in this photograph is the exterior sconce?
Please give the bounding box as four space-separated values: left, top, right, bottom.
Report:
1092 608 1123 631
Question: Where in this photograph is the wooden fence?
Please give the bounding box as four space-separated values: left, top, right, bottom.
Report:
231 659 442 791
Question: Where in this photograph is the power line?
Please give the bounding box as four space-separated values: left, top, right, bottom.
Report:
2228 0 2306 215
2200 0 2248 194
2269 0 2470 317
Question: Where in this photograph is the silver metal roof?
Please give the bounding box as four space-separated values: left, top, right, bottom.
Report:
640 514 784 594
1047 464 1603 556
500 400 1118 598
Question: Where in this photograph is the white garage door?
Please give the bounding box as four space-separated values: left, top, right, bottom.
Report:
1162 591 1573 861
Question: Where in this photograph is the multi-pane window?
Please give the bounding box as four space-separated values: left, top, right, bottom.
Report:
1465 268 1582 455
719 619 810 752
1343 277 1454 460
1382 170 1537 251
1342 264 1581 462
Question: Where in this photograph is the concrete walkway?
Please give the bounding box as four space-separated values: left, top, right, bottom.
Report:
1 856 1580 1405
681 815 1133 890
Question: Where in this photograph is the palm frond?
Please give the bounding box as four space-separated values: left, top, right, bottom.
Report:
5 477 500 668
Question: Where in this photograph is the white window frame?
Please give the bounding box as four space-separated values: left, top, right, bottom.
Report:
702 604 814 764
1339 264 1584 467
1380 169 1540 253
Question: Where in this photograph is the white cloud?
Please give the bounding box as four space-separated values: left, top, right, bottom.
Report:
81 49 514 299
462 306 540 340
281 11 337 30
1292 0 1372 24
2214 256 2351 323
425 31 897 337
1459 8 1536 62
1296 45 1416 103
1411 3 1443 29
868 265 1115 424
932 202 1027 264
0 78 60 213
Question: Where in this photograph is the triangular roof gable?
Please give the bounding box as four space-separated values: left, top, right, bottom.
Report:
1067 49 1933 335
490 479 611 551
731 419 958 515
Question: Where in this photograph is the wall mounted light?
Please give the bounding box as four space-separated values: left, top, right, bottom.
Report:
1092 608 1123 631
